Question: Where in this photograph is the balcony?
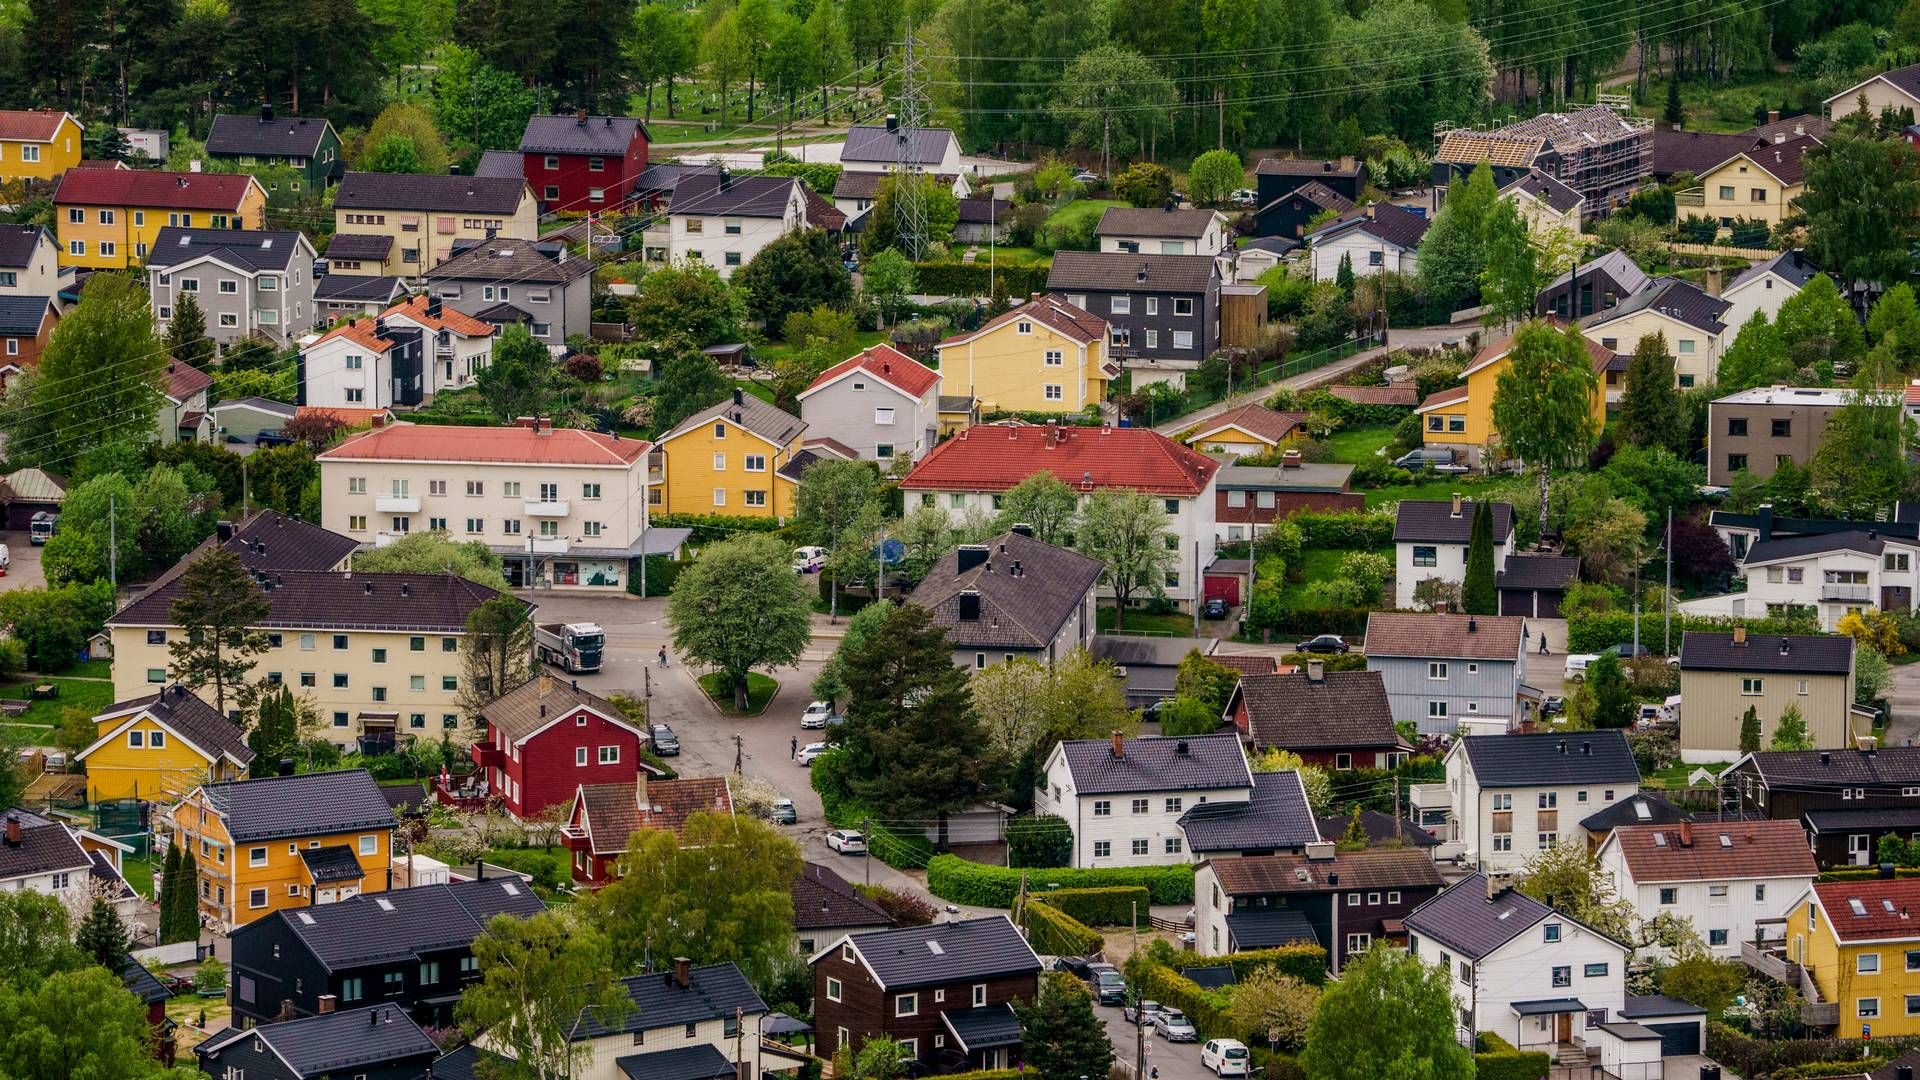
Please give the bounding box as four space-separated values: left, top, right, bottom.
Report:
1820 583 1871 602
375 495 421 513
1675 186 1705 208
470 743 503 768
523 500 570 517
1740 940 1840 1027
560 825 591 852
527 537 570 555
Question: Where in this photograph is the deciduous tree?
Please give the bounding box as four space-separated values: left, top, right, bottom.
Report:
995 471 1079 543
1075 490 1176 631
1770 703 1814 751
667 534 812 710
859 251 917 327
474 324 555 424
1801 135 1920 292
457 910 631 1080
353 529 510 591
8 273 165 469
795 459 884 618
457 595 534 716
1492 320 1600 539
734 229 854 328
1187 149 1243 208
1228 965 1320 1051
1870 283 1920 369
1300 945 1470 1080
1418 162 1498 311
627 260 746 350
1812 361 1912 518
1479 197 1539 327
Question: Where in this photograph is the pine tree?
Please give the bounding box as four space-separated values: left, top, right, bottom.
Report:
1013 973 1114 1079
1336 811 1369 851
75 898 129 969
248 685 300 777
1335 252 1356 298
175 844 201 944
1771 704 1814 751
166 548 271 718
1462 500 1497 615
158 842 183 943
165 292 216 371
1739 705 1761 753
1618 332 1687 456
1664 78 1684 127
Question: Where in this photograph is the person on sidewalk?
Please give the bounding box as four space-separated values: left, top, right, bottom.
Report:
790 736 798 759
658 646 668 667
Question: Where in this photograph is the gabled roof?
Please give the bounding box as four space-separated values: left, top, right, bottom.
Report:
121 953 171 1004
315 274 409 303
146 226 312 273
1705 134 1817 186
1096 206 1221 240
430 239 593 285
212 396 296 420
0 224 52 269
1413 385 1469 414
1226 908 1319 949
1214 462 1353 493
1741 528 1883 565
1498 554 1581 592
1677 631 1852 675
1587 276 1729 336
1461 318 1613 380
1652 127 1761 177
0 467 63 503
1728 250 1822 294
1364 612 1526 661
616 1044 737 1080
55 170 261 211
661 391 804 447
907 531 1104 650
1748 114 1833 143
1186 403 1306 447
1741 747 1920 788
1207 848 1443 895
1580 791 1690 834
0 815 91 882
324 233 395 261
519 114 646 156
1404 874 1555 959
1602 820 1816 883
1304 202 1430 250
1434 130 1544 169
1256 157 1365 180
1543 249 1651 296
901 424 1219 497
320 421 647 466
636 162 721 195
1327 383 1417 407
199 1005 437 1078
81 684 254 768
791 861 895 931
206 113 336 158
1229 670 1402 751
841 124 955 165
1501 169 1583 213
0 295 54 336
201 769 395 842
165 361 213 404
1457 730 1639 788
1047 250 1218 294
1179 771 1321 852
335 173 530 214
957 197 1011 224
574 777 734 854
576 963 765 1039
938 294 1105 348
828 915 1040 991
0 110 76 143
1810 879 1920 942
1057 731 1252 796
1254 180 1354 221
668 172 802 219
433 1045 516 1080
110 564 512 633
478 671 636 745
473 149 524 178
1394 499 1513 544
798 343 939 400
1316 808 1441 848
266 877 544 970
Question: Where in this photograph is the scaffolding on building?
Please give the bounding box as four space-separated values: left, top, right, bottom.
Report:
1433 104 1654 217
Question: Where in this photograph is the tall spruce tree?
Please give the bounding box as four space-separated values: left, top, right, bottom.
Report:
157 843 182 943
165 291 215 371
166 549 271 718
1463 500 1498 615
75 898 129 968
1739 705 1762 753
1618 332 1688 456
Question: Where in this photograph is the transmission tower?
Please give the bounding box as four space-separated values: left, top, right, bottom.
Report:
891 15 930 261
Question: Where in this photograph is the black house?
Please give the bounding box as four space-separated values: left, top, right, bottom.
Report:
1196 849 1443 973
1535 250 1652 320
1729 747 1920 868
1252 180 1355 241
227 876 545 1027
1045 251 1220 367
1254 157 1367 208
194 1004 439 1080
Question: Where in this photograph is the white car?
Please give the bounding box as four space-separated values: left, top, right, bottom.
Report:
1564 653 1599 681
792 546 827 573
826 829 868 854
796 742 832 766
1202 1038 1250 1076
801 701 833 729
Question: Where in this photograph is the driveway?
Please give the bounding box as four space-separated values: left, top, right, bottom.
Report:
1881 658 1920 747
0 532 45 592
1095 1002 1218 1080
1523 618 1570 702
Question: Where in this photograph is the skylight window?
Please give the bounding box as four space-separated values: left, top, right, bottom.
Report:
1633 803 1651 820
1719 835 1733 848
1850 898 1868 916
927 940 946 955
502 882 520 896
1653 833 1667 847
296 912 315 925
375 897 395 912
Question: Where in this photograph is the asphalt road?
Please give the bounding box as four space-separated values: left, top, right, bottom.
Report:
1095 1003 1218 1080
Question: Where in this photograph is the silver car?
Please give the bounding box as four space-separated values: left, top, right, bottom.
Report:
1153 1009 1197 1042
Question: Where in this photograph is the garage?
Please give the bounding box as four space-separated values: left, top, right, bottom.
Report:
1646 1022 1699 1056
0 467 64 532
1496 553 1579 620
1617 994 1706 1056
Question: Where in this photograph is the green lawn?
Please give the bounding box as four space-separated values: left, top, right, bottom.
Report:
946 245 1052 267
1323 423 1400 466
1643 72 1811 134
756 329 890 365
1645 760 1729 791
732 379 776 405
698 671 779 715
122 853 157 899
1044 198 1127 232
0 676 116 726
1364 474 1496 509
1280 546 1393 607
1096 606 1198 637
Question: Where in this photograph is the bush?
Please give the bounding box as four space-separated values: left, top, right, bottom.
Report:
1040 886 1149 927
1290 510 1394 549
194 958 226 995
480 847 568 891
813 754 935 871
1126 961 1233 1039
1474 1031 1552 1080
1007 815 1074 868
1022 900 1104 956
856 884 938 927
912 263 1049 299
1223 944 1328 987
925 854 1194 906
1250 1050 1308 1080
628 555 688 598
1707 1021 1920 1079
1276 651 1369 672
1566 609 1819 653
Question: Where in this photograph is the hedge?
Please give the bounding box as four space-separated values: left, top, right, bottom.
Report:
1040 886 1149 928
1021 900 1104 956
1565 609 1820 654
1127 961 1234 1040
648 512 788 538
1707 1021 1920 1078
1223 944 1330 987
627 555 688 598
1258 606 1375 638
925 854 1195 906
1473 1032 1552 1080
1819 866 1920 881
1250 1049 1307 1080
813 757 935 871
936 1071 1023 1080
1290 510 1395 549
913 262 1050 299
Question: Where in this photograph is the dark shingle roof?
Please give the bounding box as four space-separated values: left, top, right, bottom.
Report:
269 876 544 969
908 532 1103 650
1544 249 1651 296
1742 530 1883 565
1458 731 1639 788
433 1044 516 1080
1394 499 1513 544
1729 250 1821 293
110 566 510 632
1678 631 1852 675
206 114 334 158
0 817 94 881
335 173 529 214
94 685 253 767
1226 908 1319 949
479 671 631 744
1096 206 1220 240
663 391 803 446
204 770 396 843
473 149 524 178
1231 670 1401 750
0 224 49 268
1256 157 1365 180
1210 848 1443 895
120 954 171 1004
1498 554 1581 592
1179 771 1321 852
615 1044 737 1080
1749 114 1834 142
1580 791 1691 834
1744 747 1920 788
300 844 365 883
1618 994 1708 1019
1651 128 1759 178
637 163 720 195
1058 732 1252 796
1502 170 1582 213
145 226 309 272
1180 965 1236 989
325 233 394 261
577 963 765 1039
1724 135 1817 186
1316 809 1441 848
519 115 645 156
0 296 53 335
208 509 360 575
942 1002 1023 1052
1404 875 1551 959
668 173 802 219
1307 202 1430 250
1803 806 1920 832
316 274 408 303
792 861 895 931
842 124 955 165
199 1005 437 1078
433 239 593 285
837 916 1040 991
1590 277 1729 336
1047 250 1218 294
957 197 1012 224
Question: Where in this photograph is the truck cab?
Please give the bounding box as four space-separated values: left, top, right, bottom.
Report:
535 621 605 673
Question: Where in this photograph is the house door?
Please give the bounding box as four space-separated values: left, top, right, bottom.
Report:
1850 834 1872 866
1555 1013 1572 1043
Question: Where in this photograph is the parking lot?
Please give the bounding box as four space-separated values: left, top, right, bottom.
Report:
0 532 45 591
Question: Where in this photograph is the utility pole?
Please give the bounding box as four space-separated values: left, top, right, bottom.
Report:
863 817 874 886
241 458 249 519
1133 898 1147 1080
1394 777 1402 843
1664 507 1673 657
108 494 117 589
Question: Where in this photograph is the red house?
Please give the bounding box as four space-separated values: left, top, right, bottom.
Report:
518 113 649 215
462 673 647 820
561 776 734 886
1227 661 1410 770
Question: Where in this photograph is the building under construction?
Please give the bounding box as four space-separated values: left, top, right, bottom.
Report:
1431 105 1653 219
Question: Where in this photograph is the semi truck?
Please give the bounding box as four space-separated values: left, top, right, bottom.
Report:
534 622 605 673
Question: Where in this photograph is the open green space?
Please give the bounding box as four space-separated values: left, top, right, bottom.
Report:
698 671 779 715
1322 422 1400 466
121 853 157 899
0 676 116 726
757 329 890 365
1645 760 1729 790
1096 606 1196 637
1644 72 1810 134
1043 198 1128 232
1364 473 1497 509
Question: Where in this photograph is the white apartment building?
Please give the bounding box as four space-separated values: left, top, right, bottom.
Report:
1033 732 1254 868
1447 731 1643 873
659 172 809 280
1596 820 1816 960
316 420 656 591
1733 529 1920 630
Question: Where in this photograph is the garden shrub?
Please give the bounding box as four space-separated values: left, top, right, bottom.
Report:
1250 1050 1308 1080
1566 609 1821 653
1007 814 1074 868
1275 651 1369 672
1223 944 1329 986
1040 886 1149 927
1124 960 1233 1039
481 847 569 891
1474 1041 1551 1080
1706 1021 1920 1078
813 754 935 871
926 854 1194 906
1290 510 1394 549
912 263 1049 299
1021 900 1103 956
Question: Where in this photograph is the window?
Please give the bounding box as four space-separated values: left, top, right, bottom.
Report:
249 887 268 909
299 672 316 687
1728 417 1748 436
824 978 844 1001
974 984 988 1006
1742 678 1764 695
1413 545 1437 567
1335 753 1354 770
1044 384 1063 401
724 219 742 235
1539 792 1557 809
1709 884 1729 899
249 846 267 867
1093 841 1111 857
1771 418 1792 437
1552 966 1571 988
1492 793 1512 810
1172 330 1195 350
744 491 767 507
1093 800 1111 816
1045 349 1063 367
219 279 238 294
713 488 727 507
1131 798 1149 814
876 444 894 458
1111 296 1131 314
1146 297 1159 315
599 745 619 764
333 674 349 689
1132 838 1150 855
359 834 378 856
1718 185 1735 200
1584 963 1609 978
67 240 83 256
1173 298 1194 315
1544 924 1561 942
372 648 387 664
1166 797 1183 813
1165 837 1183 854
1429 662 1448 680
410 675 426 692
1860 997 1881 1019
1710 929 1730 946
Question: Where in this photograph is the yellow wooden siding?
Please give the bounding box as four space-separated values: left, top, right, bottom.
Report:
1787 895 1920 1038
79 714 239 803
56 185 269 269
1422 353 1604 451
659 418 800 518
166 792 393 929
936 320 1104 414
0 116 82 184
1699 157 1802 229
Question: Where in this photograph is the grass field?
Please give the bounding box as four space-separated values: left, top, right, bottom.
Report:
1044 198 1128 232
1646 759 1729 791
1096 606 1197 636
0 675 116 726
698 671 779 715
1364 474 1497 508
1323 423 1399 465
757 329 889 365
1643 72 1811 134
122 853 157 899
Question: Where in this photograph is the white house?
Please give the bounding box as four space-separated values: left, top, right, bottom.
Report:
839 122 965 177
1499 171 1585 242
664 171 809 279
1032 732 1253 868
1720 251 1823 347
0 224 74 300
1446 730 1642 873
299 295 494 412
1595 820 1817 960
1731 528 1920 630
1406 874 1631 1061
1304 203 1429 283
0 811 92 901
1581 278 1730 390
1393 496 1515 610
899 424 1221 611
1095 206 1230 257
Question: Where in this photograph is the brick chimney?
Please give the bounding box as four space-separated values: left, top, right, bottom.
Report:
317 994 337 1014
673 957 692 988
1307 659 1325 683
1732 626 1748 646
1110 730 1125 760
3 815 18 847
1450 492 1463 517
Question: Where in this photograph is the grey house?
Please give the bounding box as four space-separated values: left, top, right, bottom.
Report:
314 273 410 322
426 238 593 350
1046 251 1221 374
147 226 318 348
909 531 1104 670
1364 612 1529 736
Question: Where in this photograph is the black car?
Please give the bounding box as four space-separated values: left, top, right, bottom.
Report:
254 429 293 447
1202 598 1229 619
1295 634 1349 654
1541 695 1565 717
1053 954 1100 980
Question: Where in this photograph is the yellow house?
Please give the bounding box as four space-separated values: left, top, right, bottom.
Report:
163 769 395 931
1417 322 1610 465
332 172 538 273
1697 136 1816 232
934 294 1114 415
0 111 83 184
53 169 268 268
1184 402 1306 457
1581 278 1731 390
1786 880 1920 1038
656 388 806 518
75 685 253 804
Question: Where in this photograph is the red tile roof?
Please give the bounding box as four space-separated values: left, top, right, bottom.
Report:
54 170 259 212
310 317 395 354
382 294 495 338
1607 820 1817 883
319 422 650 466
1814 879 1920 941
0 110 73 143
1186 403 1306 446
1328 384 1418 407
900 423 1220 496
577 777 733 853
940 294 1105 348
1907 381 1920 407
800 343 939 400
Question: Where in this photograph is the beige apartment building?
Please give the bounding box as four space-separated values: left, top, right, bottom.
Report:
316 420 656 591
1706 385 1844 486
330 173 538 274
1675 629 1865 764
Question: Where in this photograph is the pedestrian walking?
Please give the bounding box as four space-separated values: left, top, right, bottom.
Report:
791 736 799 759
1538 634 1549 655
658 646 668 667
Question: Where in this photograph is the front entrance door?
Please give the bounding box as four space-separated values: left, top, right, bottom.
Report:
1851 834 1873 866
1555 1013 1572 1044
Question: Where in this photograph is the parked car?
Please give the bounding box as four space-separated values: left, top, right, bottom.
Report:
1122 1000 1164 1025
1202 1039 1251 1076
1295 634 1349 654
1392 447 1457 470
826 828 868 854
254 429 293 447
1567 644 1678 680
1092 969 1128 1005
1540 695 1565 717
769 797 797 825
1072 171 1101 184
1202 597 1229 619
28 511 56 545
797 742 833 766
1052 955 1101 980
1230 188 1258 206
650 723 680 755
1153 1009 1197 1042
792 546 827 573
801 700 833 729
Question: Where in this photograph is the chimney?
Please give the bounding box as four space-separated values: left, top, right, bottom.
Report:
1307 658 1325 683
260 103 273 123
1010 522 1035 538
1164 198 1176 213
371 413 386 429
1705 266 1723 297
957 590 981 621
426 294 441 319
1433 601 1447 614
1732 626 1748 646
885 113 899 132
1756 503 1774 543
3 815 18 847
216 521 235 543
1136 266 1148 283
278 758 294 776
576 108 588 126
1281 449 1302 469
1467 617 1477 633
1679 821 1694 847
1768 109 1780 124
1558 739 1568 755
1582 741 1592 755
1176 739 1190 756
1780 638 1791 656
317 994 337 1014
732 387 744 406
673 956 691 988
1450 492 1463 517
1486 873 1505 902
1821 751 1832 765
1110 730 1125 760
956 545 989 574
1883 862 1899 880
539 674 553 696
